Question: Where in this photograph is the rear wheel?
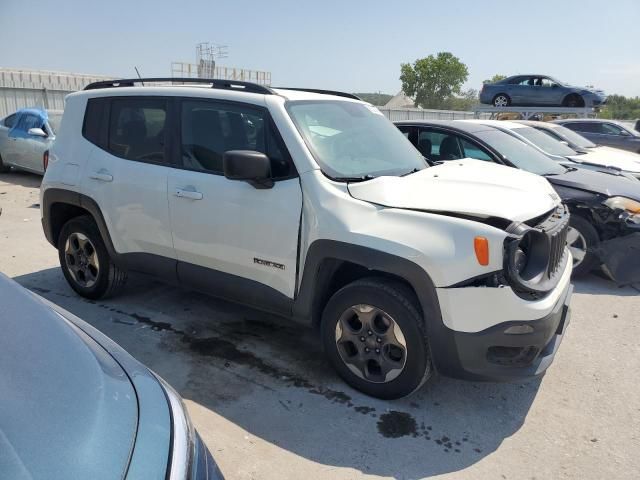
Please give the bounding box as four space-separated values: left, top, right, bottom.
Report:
567 215 599 277
0 153 10 173
492 94 511 107
563 94 585 108
321 277 431 399
58 215 127 299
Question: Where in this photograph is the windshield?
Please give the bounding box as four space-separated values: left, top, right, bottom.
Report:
286 101 426 179
513 126 579 156
475 129 566 176
547 124 596 149
47 113 62 134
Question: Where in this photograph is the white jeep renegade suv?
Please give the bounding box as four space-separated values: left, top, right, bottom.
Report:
41 78 572 398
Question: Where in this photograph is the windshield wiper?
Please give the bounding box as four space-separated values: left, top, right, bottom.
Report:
400 168 421 177
333 174 377 182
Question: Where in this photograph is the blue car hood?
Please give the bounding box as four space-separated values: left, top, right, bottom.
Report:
0 275 138 480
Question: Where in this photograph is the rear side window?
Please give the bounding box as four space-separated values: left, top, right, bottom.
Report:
3 114 17 128
564 122 598 134
108 98 167 163
83 98 107 147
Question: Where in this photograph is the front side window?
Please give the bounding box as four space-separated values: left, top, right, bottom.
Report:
180 100 292 178
565 122 598 134
16 114 43 133
107 98 167 163
461 139 492 161
287 101 425 179
601 123 626 136
547 125 596 149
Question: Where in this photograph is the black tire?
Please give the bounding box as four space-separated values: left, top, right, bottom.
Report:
492 94 511 107
58 215 127 299
0 153 10 173
563 94 585 108
321 277 431 399
568 215 599 277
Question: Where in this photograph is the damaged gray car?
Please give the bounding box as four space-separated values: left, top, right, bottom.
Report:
395 120 640 284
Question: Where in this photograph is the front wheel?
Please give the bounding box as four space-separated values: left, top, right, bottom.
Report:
58 215 127 299
0 153 10 173
567 215 599 277
321 277 431 399
563 94 585 108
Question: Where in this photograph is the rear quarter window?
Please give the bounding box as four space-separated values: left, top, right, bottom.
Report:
82 98 108 148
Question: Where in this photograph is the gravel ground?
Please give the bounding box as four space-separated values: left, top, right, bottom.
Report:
1 171 639 480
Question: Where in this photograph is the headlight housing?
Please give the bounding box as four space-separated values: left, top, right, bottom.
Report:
604 196 640 214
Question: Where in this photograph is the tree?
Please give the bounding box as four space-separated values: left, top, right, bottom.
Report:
354 92 394 106
443 89 478 111
598 95 640 120
483 74 507 84
400 52 469 109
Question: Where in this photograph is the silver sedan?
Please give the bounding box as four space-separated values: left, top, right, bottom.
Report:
0 108 62 175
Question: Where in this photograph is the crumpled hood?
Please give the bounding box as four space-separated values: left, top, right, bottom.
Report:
550 166 640 201
348 159 559 223
568 147 640 174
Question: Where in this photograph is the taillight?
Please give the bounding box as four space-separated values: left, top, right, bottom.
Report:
43 150 49 171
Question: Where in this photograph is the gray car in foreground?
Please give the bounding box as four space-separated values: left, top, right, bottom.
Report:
553 119 640 153
0 273 224 480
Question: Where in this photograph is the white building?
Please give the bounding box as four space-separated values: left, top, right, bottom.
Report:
0 68 112 118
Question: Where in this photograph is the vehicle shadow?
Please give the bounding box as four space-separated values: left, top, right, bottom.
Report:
573 271 639 297
0 171 42 189
14 267 542 479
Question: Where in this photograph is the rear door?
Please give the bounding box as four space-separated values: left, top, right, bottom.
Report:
167 98 302 308
0 113 19 166
82 96 176 268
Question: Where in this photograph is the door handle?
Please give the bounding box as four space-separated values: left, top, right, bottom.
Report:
174 188 203 200
89 171 113 182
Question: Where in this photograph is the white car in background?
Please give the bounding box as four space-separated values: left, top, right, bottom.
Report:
517 120 640 180
471 120 640 180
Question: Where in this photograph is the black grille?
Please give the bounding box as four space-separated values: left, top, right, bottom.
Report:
536 205 570 278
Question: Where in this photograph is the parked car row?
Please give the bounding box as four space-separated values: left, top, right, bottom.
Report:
2 78 640 479
396 119 640 283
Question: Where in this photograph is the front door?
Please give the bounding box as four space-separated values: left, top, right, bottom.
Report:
167 98 302 309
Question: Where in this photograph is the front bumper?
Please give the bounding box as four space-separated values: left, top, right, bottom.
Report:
430 259 573 381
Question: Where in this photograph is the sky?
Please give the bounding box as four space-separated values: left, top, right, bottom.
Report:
1 0 639 96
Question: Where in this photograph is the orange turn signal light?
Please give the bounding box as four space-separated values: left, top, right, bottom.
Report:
474 237 489 266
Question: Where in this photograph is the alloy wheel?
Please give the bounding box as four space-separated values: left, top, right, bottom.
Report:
334 304 408 383
494 95 509 107
567 226 587 268
64 232 100 288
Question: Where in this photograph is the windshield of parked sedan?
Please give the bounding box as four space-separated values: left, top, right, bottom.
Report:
474 130 566 176
549 125 596 148
286 100 427 180
514 126 579 156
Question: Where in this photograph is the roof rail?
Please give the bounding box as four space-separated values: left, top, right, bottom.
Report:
275 88 361 100
84 77 274 95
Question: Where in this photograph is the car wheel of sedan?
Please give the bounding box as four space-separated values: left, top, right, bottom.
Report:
321 277 432 399
58 215 127 299
567 215 599 277
563 94 585 108
492 94 511 107
0 153 10 173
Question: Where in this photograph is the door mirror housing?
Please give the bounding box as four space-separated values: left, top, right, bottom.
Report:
28 127 47 137
223 150 273 189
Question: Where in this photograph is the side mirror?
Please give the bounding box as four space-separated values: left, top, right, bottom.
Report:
28 127 47 137
223 150 273 189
